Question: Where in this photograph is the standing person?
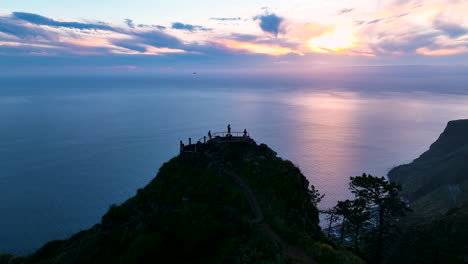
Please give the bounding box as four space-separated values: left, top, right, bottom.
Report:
180 140 184 153
227 124 231 134
208 130 212 139
243 129 247 137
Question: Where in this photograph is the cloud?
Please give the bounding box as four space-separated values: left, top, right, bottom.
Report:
210 17 241 21
124 19 135 28
353 3 420 27
354 11 412 26
12 12 113 31
433 19 468 38
337 8 354 15
366 18 384 25
220 39 302 56
134 23 166 30
226 32 302 52
350 0 468 57
227 33 260 42
113 39 146 52
134 30 184 48
254 13 284 36
0 17 58 40
1 12 189 56
171 22 210 32
378 33 439 53
2 4 468 72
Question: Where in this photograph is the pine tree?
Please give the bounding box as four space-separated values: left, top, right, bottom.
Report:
349 173 408 263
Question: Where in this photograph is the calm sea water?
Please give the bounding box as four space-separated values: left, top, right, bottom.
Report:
1 67 468 254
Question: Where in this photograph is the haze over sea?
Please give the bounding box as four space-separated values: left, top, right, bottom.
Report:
1 66 468 254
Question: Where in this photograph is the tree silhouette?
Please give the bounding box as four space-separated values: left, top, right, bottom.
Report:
322 207 340 238
335 200 352 243
335 199 371 248
346 198 371 249
349 173 408 264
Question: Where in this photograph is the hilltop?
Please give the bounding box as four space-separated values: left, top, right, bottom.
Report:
2 136 363 264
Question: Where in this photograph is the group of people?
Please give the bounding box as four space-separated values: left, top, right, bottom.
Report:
208 124 248 139
180 124 249 153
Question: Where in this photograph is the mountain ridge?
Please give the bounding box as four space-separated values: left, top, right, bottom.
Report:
388 119 468 213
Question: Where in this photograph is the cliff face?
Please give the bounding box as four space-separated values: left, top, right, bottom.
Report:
385 120 468 264
4 137 363 264
388 119 468 216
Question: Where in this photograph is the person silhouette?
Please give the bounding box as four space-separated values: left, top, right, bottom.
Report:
208 130 212 139
243 129 247 137
227 124 231 134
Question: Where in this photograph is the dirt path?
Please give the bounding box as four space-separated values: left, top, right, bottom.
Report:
260 223 317 264
222 169 263 223
220 167 317 264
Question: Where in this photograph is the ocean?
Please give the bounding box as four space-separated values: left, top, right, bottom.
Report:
1 66 468 254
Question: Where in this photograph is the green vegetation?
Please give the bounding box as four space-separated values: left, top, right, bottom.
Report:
6 138 364 264
386 119 468 264
389 119 468 217
349 174 409 263
6 120 467 263
0 254 14 264
387 203 468 264
324 174 409 264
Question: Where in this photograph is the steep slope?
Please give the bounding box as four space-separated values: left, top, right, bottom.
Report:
386 120 468 264
387 203 468 264
4 137 363 264
388 119 468 216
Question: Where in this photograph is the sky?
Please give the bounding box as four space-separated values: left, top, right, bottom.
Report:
1 0 468 73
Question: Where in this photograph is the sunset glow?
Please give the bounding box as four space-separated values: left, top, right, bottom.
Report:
1 0 468 71
307 30 357 54
222 40 302 56
1 1 468 261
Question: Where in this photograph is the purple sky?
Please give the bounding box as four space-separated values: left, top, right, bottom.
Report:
1 0 468 73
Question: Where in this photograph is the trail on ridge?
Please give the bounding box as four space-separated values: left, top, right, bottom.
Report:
218 165 317 264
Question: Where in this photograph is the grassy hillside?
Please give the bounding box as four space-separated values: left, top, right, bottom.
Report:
389 119 468 217
387 203 468 264
2 138 363 264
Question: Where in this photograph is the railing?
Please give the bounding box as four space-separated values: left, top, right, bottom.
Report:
212 131 249 138
198 131 250 143
182 131 250 153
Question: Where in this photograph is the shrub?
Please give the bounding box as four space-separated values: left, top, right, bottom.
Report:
0 254 13 264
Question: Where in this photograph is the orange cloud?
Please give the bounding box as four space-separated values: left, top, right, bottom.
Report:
63 37 111 48
284 22 333 42
221 40 303 56
416 47 468 56
307 29 359 54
